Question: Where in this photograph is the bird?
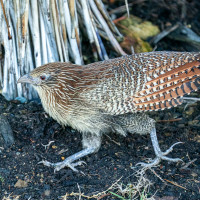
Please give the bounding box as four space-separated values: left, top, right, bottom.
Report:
18 51 200 172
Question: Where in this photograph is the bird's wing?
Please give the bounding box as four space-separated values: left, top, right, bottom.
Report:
80 51 200 114
131 51 200 112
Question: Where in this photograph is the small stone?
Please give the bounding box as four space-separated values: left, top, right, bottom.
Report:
164 132 171 137
188 120 199 126
14 179 28 188
178 124 185 128
194 135 200 143
0 114 14 148
44 190 51 196
185 107 195 116
61 156 65 160
15 97 27 103
20 110 27 114
191 172 198 177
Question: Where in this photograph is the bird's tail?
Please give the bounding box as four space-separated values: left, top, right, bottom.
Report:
133 61 200 111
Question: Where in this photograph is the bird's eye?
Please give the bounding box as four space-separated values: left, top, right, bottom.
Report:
40 75 46 81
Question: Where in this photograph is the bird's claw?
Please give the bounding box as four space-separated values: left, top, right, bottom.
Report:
38 160 86 172
135 142 183 168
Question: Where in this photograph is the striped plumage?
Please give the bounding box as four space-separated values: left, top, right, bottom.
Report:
29 51 200 115
83 51 200 113
18 51 200 171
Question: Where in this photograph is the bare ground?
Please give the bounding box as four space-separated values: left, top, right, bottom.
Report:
0 92 200 199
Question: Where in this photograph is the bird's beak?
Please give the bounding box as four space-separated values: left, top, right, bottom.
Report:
17 74 34 84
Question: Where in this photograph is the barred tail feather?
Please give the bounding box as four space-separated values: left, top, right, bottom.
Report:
133 61 200 111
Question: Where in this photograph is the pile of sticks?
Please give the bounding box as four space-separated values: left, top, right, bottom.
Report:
0 0 124 100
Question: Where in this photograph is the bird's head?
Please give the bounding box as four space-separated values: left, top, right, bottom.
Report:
17 64 61 89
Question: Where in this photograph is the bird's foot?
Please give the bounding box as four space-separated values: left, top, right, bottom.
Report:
39 147 96 172
39 159 86 173
136 128 183 168
136 142 183 168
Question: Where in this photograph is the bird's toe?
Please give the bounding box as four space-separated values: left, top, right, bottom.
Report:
39 159 86 172
135 157 161 168
135 150 183 169
162 142 183 156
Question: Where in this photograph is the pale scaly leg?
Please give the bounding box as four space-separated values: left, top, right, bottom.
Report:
137 127 183 167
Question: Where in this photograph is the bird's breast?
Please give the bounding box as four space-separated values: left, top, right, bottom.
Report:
36 87 69 125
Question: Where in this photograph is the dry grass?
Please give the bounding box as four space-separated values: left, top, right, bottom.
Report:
61 167 155 200
2 194 20 200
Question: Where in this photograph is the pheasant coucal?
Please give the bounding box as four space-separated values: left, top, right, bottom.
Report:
18 51 200 172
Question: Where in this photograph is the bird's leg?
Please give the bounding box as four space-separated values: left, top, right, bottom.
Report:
137 127 183 167
39 132 102 172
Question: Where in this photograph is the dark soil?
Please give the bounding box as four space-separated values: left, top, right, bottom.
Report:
1 1 200 200
0 92 200 200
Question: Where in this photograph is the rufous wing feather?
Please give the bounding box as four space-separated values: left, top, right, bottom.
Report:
133 61 200 111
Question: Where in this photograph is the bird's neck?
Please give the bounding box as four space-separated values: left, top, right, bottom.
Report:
36 87 54 110
35 86 72 126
